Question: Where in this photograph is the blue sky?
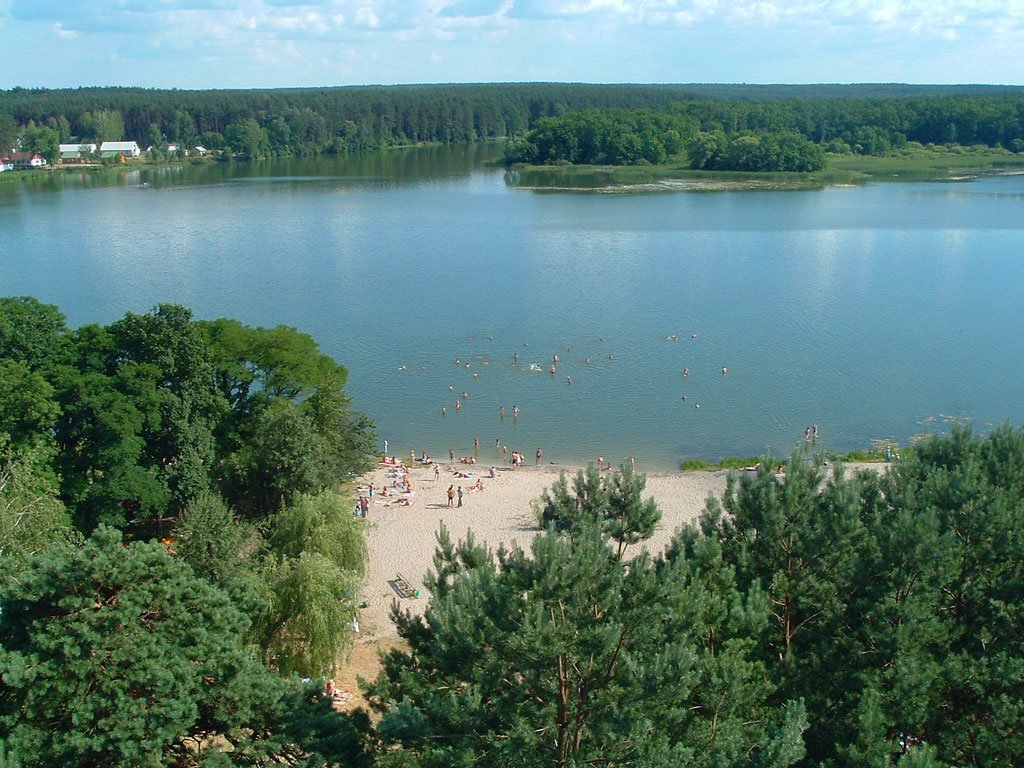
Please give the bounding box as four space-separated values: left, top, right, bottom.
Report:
1 1 1022 88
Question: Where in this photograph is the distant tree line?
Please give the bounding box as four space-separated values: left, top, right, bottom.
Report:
3 84 1024 164
504 92 1024 170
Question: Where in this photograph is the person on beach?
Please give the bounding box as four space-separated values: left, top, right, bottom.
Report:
434 464 440 481
457 486 463 507
536 448 543 465
368 482 375 497
489 466 497 478
447 485 455 507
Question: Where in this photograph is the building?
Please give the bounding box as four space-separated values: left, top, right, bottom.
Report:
59 143 97 163
0 156 13 173
99 141 141 158
10 152 48 169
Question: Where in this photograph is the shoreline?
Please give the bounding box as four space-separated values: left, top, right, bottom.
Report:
352 458 885 642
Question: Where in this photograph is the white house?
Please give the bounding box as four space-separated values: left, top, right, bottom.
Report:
10 152 48 169
0 156 13 173
99 141 141 158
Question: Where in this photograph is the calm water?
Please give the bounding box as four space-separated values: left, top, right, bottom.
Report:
2 146 1023 470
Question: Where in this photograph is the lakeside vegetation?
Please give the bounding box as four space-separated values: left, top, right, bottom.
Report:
508 143 1024 191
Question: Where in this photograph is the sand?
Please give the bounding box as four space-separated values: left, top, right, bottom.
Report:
355 460 731 640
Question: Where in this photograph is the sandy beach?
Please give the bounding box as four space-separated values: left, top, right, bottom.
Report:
355 460 731 640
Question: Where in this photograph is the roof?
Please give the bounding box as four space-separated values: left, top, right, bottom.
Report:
99 141 139 151
59 143 96 153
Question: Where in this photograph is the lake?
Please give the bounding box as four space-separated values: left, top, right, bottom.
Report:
2 145 1023 471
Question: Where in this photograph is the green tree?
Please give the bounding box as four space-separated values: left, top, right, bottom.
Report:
0 437 76 568
0 111 17 154
258 490 366 677
0 362 60 450
20 124 59 164
78 109 124 143
368 522 807 768
538 463 660 559
0 297 70 372
0 526 285 767
225 118 270 160
109 304 224 514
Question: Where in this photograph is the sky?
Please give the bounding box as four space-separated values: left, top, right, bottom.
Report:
0 1 1022 89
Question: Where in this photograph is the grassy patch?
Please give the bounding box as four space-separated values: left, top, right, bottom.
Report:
506 144 1024 191
680 456 782 471
507 164 824 191
827 144 1024 181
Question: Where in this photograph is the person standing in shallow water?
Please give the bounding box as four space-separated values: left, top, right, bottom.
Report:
536 448 543 466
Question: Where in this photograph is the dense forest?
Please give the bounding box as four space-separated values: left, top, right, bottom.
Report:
3 83 1024 165
3 297 1023 766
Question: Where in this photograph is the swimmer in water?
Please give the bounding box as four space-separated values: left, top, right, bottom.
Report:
499 406 505 418
695 403 700 409
722 366 728 376
442 406 447 415
455 400 461 410
683 367 689 377
567 375 572 385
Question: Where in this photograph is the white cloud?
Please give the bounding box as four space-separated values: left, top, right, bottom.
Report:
355 5 381 27
2 0 1024 86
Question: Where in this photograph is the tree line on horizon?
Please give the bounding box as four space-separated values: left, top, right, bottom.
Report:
3 83 1024 164
2 296 1023 766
